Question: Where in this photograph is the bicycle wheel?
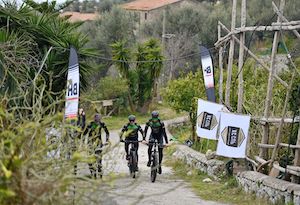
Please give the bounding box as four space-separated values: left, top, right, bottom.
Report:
129 150 136 178
151 153 157 182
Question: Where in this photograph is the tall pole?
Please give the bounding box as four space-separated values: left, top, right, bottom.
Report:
259 0 285 159
157 9 166 101
218 23 223 104
169 36 175 81
237 0 246 113
162 9 166 50
225 0 237 106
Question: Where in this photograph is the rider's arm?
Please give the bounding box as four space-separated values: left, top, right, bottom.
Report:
144 121 150 140
102 122 110 142
120 125 127 141
161 122 168 144
138 125 144 139
81 112 86 129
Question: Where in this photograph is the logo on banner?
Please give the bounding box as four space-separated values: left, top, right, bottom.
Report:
221 126 245 147
198 112 218 130
204 66 212 76
67 81 78 97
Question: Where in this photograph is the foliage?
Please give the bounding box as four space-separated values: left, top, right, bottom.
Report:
0 1 95 101
163 71 205 113
82 76 129 113
87 76 128 101
79 6 136 78
111 39 163 113
162 71 206 141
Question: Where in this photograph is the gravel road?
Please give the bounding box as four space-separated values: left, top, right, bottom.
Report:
76 117 228 205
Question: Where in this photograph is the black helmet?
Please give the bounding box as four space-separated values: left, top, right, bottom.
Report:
128 115 136 122
94 113 101 122
151 111 159 118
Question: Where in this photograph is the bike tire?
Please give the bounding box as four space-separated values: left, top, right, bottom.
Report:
151 154 157 182
129 150 136 178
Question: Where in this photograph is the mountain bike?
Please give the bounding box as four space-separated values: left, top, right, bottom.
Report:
147 139 164 183
121 140 142 178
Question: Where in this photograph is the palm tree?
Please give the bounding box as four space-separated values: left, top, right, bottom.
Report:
0 0 96 101
111 41 135 112
111 39 163 113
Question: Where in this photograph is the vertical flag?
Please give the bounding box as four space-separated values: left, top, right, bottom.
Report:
216 112 251 158
196 99 224 140
65 46 79 120
200 45 216 102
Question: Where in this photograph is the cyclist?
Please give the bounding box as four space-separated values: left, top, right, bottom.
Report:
84 113 109 179
143 111 168 174
77 108 86 130
120 115 144 170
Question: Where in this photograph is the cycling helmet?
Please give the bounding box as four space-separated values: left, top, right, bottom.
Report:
128 115 136 122
94 113 101 122
151 111 159 118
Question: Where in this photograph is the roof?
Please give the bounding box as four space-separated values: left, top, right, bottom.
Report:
122 0 183 11
59 12 99 22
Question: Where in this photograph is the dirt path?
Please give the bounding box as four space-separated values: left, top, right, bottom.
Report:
78 117 228 205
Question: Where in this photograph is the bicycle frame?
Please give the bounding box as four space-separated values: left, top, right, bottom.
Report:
121 140 142 178
147 139 160 182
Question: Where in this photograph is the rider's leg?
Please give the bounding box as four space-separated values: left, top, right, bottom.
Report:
95 149 102 178
147 144 152 167
147 136 154 167
88 163 96 178
134 141 139 170
88 145 96 178
125 141 129 159
158 137 164 174
134 141 139 162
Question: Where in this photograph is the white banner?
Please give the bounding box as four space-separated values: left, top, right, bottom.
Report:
200 46 216 102
65 46 79 120
196 99 224 140
216 112 251 158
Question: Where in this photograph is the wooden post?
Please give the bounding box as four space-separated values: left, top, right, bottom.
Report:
237 0 246 113
272 2 300 40
260 0 285 159
292 125 300 183
270 68 296 166
225 0 237 106
218 23 224 104
218 22 288 88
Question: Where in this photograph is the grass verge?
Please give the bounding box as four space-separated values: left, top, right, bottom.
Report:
164 158 274 205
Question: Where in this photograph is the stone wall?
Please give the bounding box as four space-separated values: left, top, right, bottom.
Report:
172 144 225 178
172 144 300 204
236 171 300 204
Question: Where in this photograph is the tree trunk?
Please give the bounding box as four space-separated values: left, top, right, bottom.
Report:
138 99 151 114
127 94 135 113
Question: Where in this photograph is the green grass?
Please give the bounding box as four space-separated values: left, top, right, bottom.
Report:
169 124 218 154
165 159 273 205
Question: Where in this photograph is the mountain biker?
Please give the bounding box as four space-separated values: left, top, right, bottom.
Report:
120 115 144 170
143 111 168 174
84 113 110 179
77 108 86 130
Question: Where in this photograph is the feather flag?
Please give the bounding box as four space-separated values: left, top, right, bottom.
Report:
200 45 216 102
65 46 80 120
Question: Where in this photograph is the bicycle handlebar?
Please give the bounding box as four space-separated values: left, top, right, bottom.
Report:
120 140 144 143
